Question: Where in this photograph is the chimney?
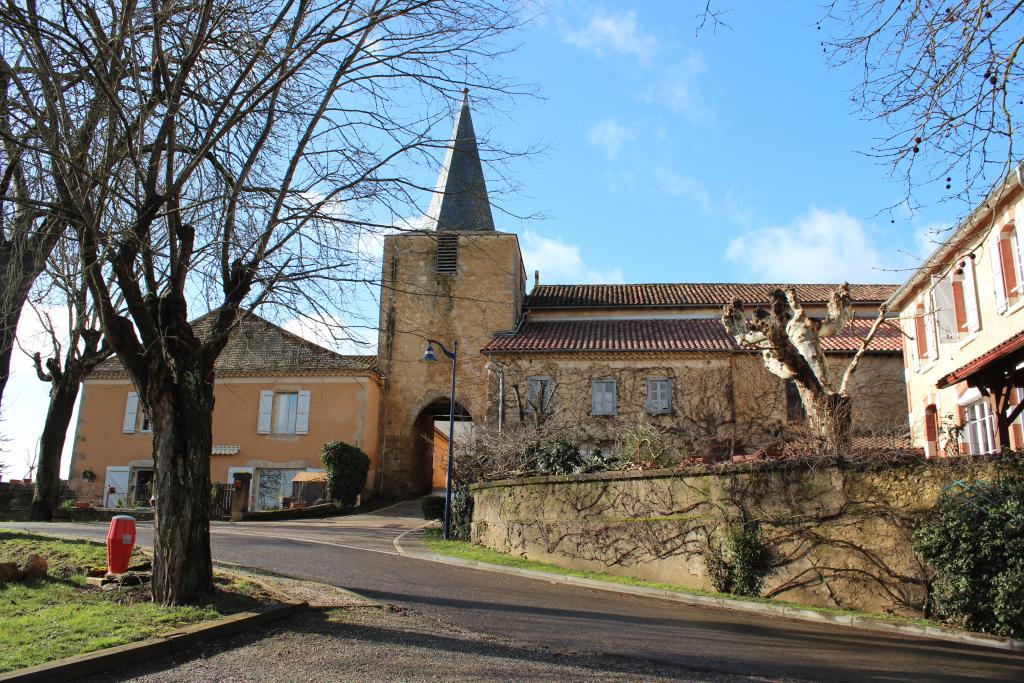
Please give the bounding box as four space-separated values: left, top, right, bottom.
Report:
534 270 539 288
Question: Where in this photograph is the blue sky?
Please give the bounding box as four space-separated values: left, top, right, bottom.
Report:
0 1 970 477
478 1 954 287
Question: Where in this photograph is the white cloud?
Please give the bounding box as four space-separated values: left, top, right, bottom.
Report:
564 9 657 63
654 165 712 213
644 56 710 122
521 229 624 285
587 119 636 159
725 208 901 283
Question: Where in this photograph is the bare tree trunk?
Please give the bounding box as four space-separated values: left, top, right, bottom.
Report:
149 360 215 603
28 378 78 521
800 388 853 457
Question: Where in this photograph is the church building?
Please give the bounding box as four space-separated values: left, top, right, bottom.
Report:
69 94 906 507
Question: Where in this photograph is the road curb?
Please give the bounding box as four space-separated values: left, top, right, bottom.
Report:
393 532 1024 654
0 600 307 683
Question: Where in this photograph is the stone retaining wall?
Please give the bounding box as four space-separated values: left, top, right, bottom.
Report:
470 458 999 616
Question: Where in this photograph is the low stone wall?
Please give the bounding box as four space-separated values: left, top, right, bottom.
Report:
470 458 999 617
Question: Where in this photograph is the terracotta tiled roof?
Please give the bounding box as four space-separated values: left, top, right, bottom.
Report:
527 283 898 309
483 318 902 355
91 312 377 378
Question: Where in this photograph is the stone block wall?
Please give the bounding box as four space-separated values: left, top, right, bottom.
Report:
471 459 998 616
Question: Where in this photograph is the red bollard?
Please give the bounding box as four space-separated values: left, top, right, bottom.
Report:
106 515 136 575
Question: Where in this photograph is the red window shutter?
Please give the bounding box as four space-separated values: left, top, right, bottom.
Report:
914 311 928 358
999 236 1018 298
924 407 938 442
951 280 968 333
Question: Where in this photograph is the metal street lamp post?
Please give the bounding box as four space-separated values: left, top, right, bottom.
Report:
420 338 458 540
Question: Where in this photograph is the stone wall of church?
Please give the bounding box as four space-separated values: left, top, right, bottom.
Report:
375 231 525 497
484 351 907 459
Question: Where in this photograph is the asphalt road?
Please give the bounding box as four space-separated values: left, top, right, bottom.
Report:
5 504 1023 682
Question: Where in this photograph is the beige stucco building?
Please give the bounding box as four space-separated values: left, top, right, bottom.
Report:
888 168 1024 458
70 314 381 511
71 94 908 505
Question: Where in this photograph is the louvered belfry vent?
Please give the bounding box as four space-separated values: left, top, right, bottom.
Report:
436 234 458 274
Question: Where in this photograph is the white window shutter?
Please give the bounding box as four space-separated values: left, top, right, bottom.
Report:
123 392 139 433
257 391 274 434
295 390 311 434
991 232 1008 312
965 257 981 332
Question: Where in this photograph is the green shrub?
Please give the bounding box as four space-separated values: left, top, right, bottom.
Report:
422 496 445 521
913 475 1024 637
529 440 622 476
320 440 370 509
450 483 474 541
705 522 771 597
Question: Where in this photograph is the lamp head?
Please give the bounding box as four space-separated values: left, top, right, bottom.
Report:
421 341 439 365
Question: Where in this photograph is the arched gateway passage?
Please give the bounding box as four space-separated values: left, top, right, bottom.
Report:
411 399 473 496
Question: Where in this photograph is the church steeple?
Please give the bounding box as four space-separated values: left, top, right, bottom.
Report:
424 89 496 232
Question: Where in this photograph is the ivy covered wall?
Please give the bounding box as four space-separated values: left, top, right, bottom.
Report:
471 458 1002 616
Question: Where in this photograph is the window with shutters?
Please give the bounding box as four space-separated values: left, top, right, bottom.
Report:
436 234 458 274
646 378 672 414
258 389 310 435
991 225 1019 312
951 256 982 337
591 380 617 416
122 392 152 434
929 275 958 346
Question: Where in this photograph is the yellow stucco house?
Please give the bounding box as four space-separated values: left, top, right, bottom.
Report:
71 94 907 505
71 314 380 511
889 167 1024 458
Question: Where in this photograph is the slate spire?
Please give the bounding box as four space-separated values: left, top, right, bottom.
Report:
425 89 495 232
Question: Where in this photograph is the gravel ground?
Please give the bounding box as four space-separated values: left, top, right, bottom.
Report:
84 572 783 683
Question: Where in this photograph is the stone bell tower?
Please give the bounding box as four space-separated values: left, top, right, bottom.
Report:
375 90 525 498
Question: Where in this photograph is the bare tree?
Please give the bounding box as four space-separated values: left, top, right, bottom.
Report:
825 1 1024 205
0 0 524 603
0 52 65 419
722 284 887 455
25 236 112 521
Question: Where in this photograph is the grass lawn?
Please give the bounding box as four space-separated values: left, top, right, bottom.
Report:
421 528 936 629
0 530 271 673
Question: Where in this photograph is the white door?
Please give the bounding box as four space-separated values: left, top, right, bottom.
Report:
104 466 130 508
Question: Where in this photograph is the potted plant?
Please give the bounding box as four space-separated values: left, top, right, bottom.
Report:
81 468 96 483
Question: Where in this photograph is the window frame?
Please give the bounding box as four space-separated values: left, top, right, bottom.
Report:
525 376 553 415
274 391 300 434
645 378 672 415
590 380 617 416
963 399 997 456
